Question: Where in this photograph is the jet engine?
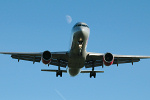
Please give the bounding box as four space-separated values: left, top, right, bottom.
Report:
103 52 114 66
42 50 52 64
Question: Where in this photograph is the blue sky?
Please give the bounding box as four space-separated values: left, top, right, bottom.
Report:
0 0 150 100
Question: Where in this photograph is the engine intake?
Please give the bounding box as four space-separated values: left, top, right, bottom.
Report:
42 50 52 64
103 52 114 66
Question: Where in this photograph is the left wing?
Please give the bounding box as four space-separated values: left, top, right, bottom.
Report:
0 51 69 67
85 52 150 68
113 54 150 65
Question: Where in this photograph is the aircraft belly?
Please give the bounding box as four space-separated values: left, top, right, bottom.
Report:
68 56 85 68
67 55 85 76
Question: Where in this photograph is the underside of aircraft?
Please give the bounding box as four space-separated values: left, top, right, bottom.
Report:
1 22 150 78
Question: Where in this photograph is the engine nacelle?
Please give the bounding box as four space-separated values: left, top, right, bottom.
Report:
42 50 52 64
103 52 114 66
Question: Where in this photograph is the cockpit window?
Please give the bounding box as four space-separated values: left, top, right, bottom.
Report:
74 24 89 28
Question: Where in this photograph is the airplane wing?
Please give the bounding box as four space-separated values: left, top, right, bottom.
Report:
0 51 69 67
0 52 42 62
1 51 150 68
85 52 150 68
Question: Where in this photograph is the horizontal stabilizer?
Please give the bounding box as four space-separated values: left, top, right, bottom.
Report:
41 69 67 73
81 70 104 73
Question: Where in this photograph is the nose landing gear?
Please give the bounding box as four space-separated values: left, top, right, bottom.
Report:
78 40 83 56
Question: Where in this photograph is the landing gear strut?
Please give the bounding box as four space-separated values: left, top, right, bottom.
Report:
78 40 83 56
90 67 96 78
79 48 82 56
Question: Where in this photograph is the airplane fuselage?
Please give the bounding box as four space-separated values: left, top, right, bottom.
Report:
68 22 90 76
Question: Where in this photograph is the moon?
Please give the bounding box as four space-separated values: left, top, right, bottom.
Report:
66 15 72 24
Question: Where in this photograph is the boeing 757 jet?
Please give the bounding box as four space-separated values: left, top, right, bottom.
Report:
0 22 150 78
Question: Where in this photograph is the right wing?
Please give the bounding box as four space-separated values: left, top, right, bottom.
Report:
0 52 42 63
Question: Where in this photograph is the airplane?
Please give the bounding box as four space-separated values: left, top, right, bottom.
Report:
0 22 150 78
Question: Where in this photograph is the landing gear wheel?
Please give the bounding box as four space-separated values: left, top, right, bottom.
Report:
56 72 58 77
90 73 92 78
60 71 62 77
56 70 62 77
93 73 96 78
90 71 96 78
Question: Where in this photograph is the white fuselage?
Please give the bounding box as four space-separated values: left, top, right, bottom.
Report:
68 22 90 76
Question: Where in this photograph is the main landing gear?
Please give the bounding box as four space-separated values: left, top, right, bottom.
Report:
56 66 62 77
90 67 96 78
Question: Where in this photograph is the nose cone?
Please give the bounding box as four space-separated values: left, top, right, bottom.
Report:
72 22 90 34
74 26 85 32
